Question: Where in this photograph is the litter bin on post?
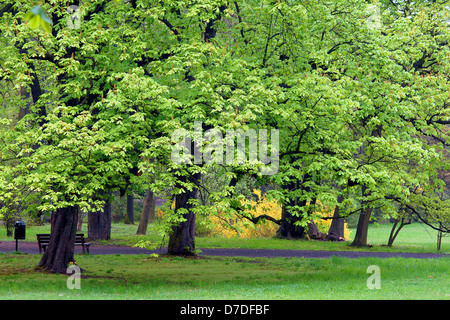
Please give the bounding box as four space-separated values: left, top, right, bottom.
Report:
14 221 26 251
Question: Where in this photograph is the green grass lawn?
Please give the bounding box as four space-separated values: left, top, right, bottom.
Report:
0 253 449 300
1 221 448 300
197 223 450 254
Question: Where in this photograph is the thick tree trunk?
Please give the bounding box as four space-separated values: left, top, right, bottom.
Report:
125 192 134 224
351 206 372 247
38 206 78 274
307 220 325 240
88 196 111 240
136 188 155 235
168 173 200 255
277 174 322 239
305 197 326 240
326 195 345 241
277 201 307 239
351 186 372 247
278 180 301 239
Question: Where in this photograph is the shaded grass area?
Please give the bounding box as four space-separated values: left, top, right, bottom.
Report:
0 253 449 300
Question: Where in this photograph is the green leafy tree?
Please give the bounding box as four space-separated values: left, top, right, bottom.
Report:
206 0 450 247
0 0 174 272
2 0 450 277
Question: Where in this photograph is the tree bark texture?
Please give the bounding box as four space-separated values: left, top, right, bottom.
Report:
88 196 111 240
277 179 309 239
136 188 155 235
38 206 78 274
326 194 345 241
351 186 372 247
168 173 200 255
351 206 372 247
125 192 134 224
306 219 325 240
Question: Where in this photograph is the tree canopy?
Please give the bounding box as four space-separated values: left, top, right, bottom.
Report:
1 0 450 272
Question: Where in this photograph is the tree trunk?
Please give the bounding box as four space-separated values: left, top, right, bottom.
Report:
168 173 200 255
76 207 83 232
351 186 372 247
307 220 325 240
387 208 411 246
437 224 443 251
88 196 111 240
38 206 78 274
351 206 372 247
277 198 306 239
276 179 312 239
326 194 345 241
278 180 299 239
125 192 134 224
18 85 31 120
305 198 326 240
136 188 155 235
5 215 14 237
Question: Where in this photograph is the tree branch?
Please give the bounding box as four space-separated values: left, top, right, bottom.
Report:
385 195 450 233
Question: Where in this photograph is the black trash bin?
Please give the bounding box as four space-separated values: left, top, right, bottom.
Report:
14 221 26 252
14 221 26 240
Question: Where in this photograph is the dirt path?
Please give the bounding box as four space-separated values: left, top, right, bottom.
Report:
1 241 448 259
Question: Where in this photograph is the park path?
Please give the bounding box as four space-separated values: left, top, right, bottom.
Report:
0 241 448 259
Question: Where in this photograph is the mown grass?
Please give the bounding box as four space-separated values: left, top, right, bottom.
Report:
0 253 448 300
199 222 450 253
1 222 449 300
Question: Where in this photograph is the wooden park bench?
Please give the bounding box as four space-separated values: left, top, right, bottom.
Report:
37 233 91 254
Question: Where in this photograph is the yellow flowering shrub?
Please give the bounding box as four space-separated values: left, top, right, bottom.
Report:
209 190 351 240
208 189 281 238
155 208 165 221
156 190 350 240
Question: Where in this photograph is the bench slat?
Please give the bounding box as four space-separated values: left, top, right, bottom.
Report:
37 233 90 254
